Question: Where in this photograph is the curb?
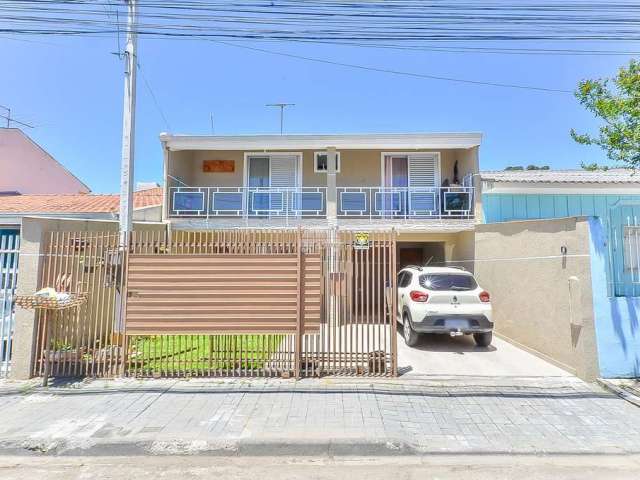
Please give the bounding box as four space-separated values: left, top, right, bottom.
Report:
596 379 640 408
0 438 637 458
0 439 419 457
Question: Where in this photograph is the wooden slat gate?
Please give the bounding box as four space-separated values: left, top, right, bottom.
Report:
33 228 397 379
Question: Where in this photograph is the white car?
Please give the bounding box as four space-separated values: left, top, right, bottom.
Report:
396 266 493 347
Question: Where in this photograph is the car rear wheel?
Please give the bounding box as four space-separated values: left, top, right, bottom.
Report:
473 332 492 347
402 315 420 347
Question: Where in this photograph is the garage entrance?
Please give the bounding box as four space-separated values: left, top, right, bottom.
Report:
393 238 573 378
397 242 445 269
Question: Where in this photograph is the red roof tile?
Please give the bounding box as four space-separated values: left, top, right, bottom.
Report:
0 187 162 214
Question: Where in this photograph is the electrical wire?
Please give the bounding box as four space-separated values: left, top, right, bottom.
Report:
137 61 172 131
0 114 35 128
1 0 639 44
210 39 572 93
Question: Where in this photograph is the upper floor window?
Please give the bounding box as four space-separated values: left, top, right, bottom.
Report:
623 226 640 276
314 152 341 173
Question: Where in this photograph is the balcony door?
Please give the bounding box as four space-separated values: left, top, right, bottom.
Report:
382 153 440 216
382 155 408 215
246 154 300 215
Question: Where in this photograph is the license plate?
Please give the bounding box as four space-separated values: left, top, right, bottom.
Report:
446 319 469 330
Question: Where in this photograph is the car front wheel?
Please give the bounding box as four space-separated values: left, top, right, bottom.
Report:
402 315 420 347
473 332 492 347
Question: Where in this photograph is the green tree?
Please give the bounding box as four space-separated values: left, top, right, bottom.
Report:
571 59 640 168
580 162 609 172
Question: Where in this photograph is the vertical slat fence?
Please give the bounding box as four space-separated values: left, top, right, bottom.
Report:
32 228 397 379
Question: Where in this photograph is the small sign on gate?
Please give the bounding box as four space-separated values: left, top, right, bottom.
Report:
354 232 370 250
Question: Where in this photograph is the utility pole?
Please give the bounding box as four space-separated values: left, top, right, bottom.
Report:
266 103 294 134
119 0 138 245
210 112 215 134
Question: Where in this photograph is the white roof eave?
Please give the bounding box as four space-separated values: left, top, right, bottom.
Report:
159 132 482 151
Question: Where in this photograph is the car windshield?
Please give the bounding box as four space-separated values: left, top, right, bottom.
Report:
419 274 477 291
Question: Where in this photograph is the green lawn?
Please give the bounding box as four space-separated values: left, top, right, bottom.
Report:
128 334 286 375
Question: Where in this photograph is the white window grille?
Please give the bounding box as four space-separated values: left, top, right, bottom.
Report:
623 225 640 283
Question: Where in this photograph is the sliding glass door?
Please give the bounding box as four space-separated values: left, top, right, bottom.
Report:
247 154 299 215
383 154 440 216
382 155 408 215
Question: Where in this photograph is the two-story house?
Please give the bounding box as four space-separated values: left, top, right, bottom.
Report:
160 132 482 269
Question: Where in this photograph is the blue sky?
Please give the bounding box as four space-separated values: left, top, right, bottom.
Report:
0 34 635 193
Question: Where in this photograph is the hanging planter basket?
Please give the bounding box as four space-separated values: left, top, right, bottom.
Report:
15 293 88 311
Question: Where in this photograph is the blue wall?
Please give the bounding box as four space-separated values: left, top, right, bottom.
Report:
589 218 640 377
483 193 639 224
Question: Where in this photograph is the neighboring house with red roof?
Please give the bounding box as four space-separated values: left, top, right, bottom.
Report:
0 187 163 226
0 128 90 195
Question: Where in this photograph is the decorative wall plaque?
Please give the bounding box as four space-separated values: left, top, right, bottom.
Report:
203 160 235 173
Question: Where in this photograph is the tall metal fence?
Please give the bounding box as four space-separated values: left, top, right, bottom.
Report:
0 230 20 378
31 229 397 379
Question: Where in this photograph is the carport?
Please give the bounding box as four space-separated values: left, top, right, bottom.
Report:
393 232 580 379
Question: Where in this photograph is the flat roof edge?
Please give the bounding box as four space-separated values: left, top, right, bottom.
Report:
159 132 483 151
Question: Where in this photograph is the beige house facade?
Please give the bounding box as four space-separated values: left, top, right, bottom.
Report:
160 132 482 269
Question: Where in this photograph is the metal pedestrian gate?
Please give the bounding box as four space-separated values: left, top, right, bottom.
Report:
1 230 19 378
33 229 397 379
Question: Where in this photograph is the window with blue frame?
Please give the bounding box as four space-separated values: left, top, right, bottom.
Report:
376 191 403 213
173 191 205 212
340 192 366 212
292 192 323 212
212 192 243 212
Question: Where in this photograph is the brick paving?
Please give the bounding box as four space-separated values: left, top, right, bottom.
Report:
1 375 640 455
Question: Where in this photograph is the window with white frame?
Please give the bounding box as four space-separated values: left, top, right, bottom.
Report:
623 225 640 278
314 151 341 173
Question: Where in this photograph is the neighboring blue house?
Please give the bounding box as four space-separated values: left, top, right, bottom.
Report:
482 169 640 377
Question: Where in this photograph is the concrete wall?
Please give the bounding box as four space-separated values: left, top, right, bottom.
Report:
0 128 90 194
474 217 600 381
133 206 162 222
167 147 477 189
10 217 166 380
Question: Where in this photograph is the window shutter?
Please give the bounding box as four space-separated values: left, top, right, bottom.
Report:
270 155 298 188
269 155 298 213
408 154 438 188
408 154 439 213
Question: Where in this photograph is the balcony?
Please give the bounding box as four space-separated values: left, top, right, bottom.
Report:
170 187 327 218
336 187 473 219
168 186 475 229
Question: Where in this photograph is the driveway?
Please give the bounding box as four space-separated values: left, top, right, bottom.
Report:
396 329 572 377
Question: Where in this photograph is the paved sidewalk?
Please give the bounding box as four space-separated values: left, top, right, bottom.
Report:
1 375 640 456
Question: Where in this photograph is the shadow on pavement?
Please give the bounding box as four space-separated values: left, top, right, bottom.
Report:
398 326 497 353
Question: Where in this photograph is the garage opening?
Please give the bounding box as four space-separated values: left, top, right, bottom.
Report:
397 242 445 269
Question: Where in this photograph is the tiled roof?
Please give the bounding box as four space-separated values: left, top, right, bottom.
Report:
0 187 162 214
480 169 640 184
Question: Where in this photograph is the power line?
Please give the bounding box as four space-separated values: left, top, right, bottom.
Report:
0 114 35 129
213 40 572 93
137 61 171 131
2 0 640 43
